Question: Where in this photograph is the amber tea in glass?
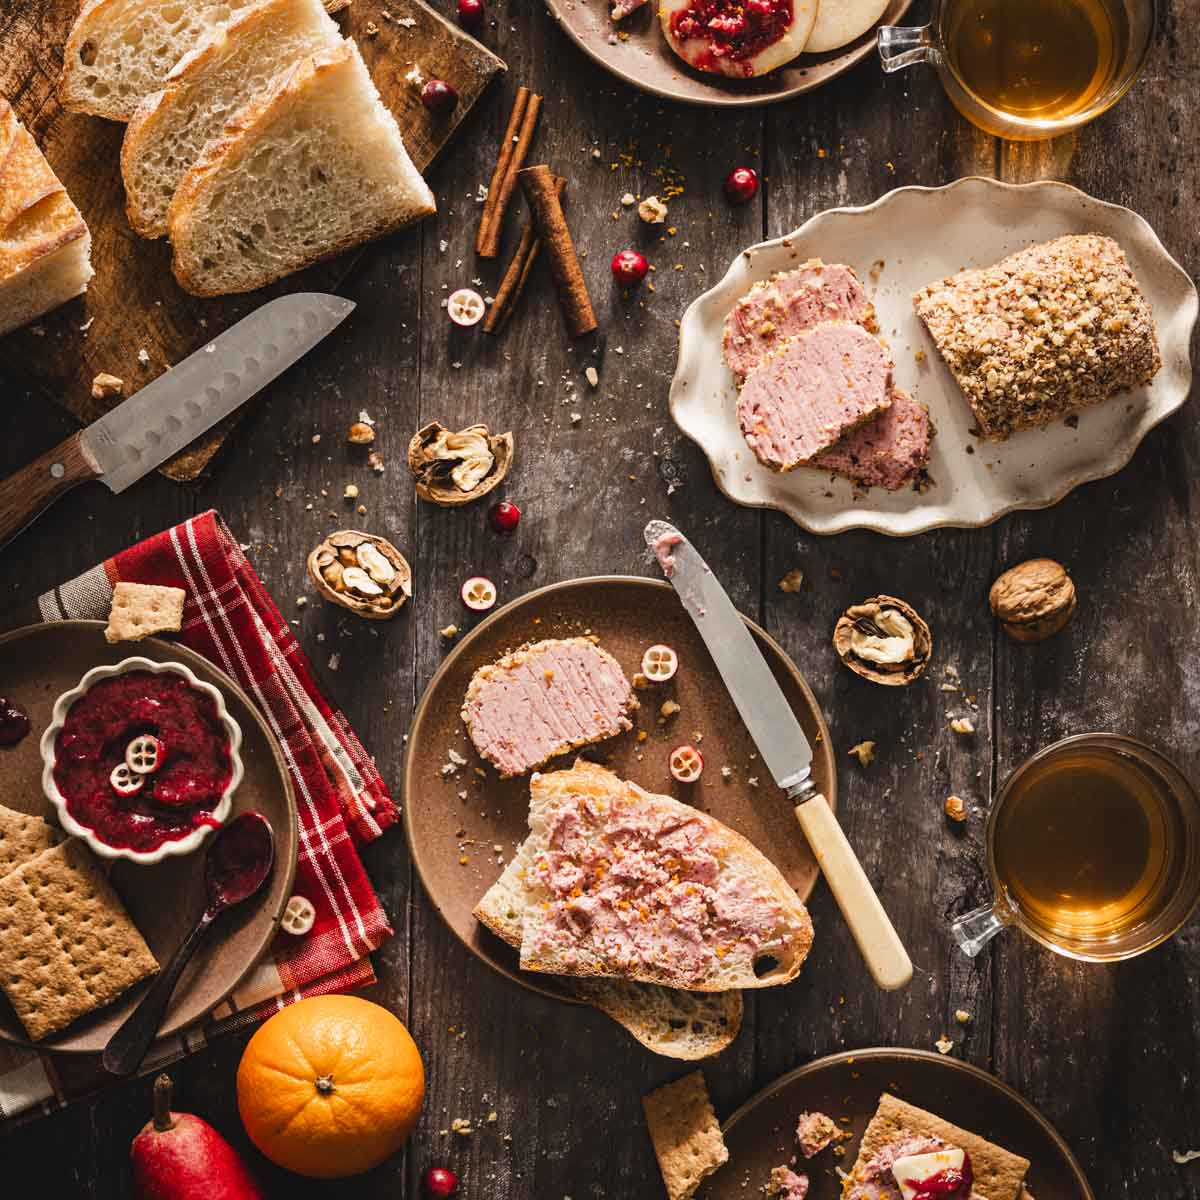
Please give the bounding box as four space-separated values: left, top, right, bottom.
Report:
878 0 1155 140
952 735 1200 962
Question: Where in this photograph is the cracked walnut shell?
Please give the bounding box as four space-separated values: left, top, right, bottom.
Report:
834 595 931 686
408 421 514 506
308 530 411 620
989 558 1075 642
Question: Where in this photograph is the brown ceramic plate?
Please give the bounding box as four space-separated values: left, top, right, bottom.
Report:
706 1048 1094 1199
0 621 298 1054
543 0 912 107
403 575 835 1002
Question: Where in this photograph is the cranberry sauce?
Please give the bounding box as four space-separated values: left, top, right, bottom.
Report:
912 1151 974 1200
0 697 31 747
53 670 232 852
670 0 793 74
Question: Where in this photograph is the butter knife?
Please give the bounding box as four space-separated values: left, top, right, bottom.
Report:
0 293 355 550
644 519 913 991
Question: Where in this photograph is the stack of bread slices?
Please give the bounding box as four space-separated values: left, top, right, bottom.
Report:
60 0 435 296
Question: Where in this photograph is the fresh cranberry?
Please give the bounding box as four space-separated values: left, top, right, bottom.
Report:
421 79 459 115
457 0 484 28
489 500 521 534
724 166 759 204
0 696 30 747
423 1167 459 1197
611 249 649 287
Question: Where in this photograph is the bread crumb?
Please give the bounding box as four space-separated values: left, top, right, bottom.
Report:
848 741 876 767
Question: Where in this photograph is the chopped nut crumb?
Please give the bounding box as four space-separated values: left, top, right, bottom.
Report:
949 717 975 735
955 1009 972 1024
91 372 124 400
848 741 876 767
944 794 967 822
778 569 804 593
659 699 680 719
440 624 459 639
935 1036 953 1055
348 422 376 445
585 366 599 388
344 484 359 499
638 195 668 224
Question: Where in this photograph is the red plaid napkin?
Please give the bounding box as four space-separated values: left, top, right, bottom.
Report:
0 510 395 1124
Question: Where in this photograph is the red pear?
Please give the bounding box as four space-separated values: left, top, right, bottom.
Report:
131 1074 266 1200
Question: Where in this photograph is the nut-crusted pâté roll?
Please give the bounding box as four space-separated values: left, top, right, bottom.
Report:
913 234 1161 440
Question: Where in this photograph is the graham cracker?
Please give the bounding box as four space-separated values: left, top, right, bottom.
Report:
0 804 62 879
104 581 186 643
642 1070 729 1200
848 1093 1030 1200
0 840 158 1040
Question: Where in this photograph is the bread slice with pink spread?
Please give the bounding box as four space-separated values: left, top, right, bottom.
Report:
476 759 814 991
461 638 637 778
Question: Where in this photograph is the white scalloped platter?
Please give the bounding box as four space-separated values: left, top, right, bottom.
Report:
670 177 1198 536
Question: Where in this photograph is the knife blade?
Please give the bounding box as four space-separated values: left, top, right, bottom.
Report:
644 518 913 991
0 294 355 549
87 293 355 490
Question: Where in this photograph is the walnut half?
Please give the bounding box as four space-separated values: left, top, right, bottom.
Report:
989 558 1076 642
308 530 411 620
833 595 932 686
408 421 514 506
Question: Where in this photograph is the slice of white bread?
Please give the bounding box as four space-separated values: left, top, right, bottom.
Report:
475 759 814 992
0 100 94 339
122 0 342 238
60 0 349 122
168 41 435 296
477 848 743 1060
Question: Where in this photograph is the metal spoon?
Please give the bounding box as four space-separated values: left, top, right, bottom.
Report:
102 811 276 1076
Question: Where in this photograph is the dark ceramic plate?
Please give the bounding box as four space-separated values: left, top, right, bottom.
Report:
0 621 298 1054
705 1048 1095 1199
403 575 836 1002
543 0 912 107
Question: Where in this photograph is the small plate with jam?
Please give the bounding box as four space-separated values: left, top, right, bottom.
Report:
0 621 297 1054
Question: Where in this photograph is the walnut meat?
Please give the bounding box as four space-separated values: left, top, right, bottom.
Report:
833 595 931 686
308 530 411 620
408 421 514 506
989 558 1075 642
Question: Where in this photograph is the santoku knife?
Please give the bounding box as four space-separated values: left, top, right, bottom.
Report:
644 519 913 991
0 293 355 550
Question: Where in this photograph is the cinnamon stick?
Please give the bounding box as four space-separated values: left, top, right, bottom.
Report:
475 86 543 258
484 175 566 335
518 165 597 338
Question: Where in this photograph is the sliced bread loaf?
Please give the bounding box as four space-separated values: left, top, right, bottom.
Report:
60 0 348 122
476 759 814 992
122 0 342 238
0 101 94 338
477 842 743 1060
167 40 435 296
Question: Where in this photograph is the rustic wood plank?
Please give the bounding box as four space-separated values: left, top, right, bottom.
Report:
991 30 1200 1195
0 0 503 481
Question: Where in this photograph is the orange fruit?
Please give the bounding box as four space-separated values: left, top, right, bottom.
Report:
236 995 425 1179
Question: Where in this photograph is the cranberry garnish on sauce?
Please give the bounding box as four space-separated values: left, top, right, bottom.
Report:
0 697 31 747
913 1151 974 1200
670 0 792 74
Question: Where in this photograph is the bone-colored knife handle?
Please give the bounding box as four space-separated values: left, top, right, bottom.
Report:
793 794 913 991
0 432 103 551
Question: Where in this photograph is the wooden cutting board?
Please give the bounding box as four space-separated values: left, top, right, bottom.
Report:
0 0 504 480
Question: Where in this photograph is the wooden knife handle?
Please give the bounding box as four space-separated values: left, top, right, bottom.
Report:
0 431 103 551
794 794 914 991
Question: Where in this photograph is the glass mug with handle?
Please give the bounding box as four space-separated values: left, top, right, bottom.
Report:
878 0 1155 141
952 734 1200 962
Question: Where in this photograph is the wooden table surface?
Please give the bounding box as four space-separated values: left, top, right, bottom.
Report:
2 1 1198 1195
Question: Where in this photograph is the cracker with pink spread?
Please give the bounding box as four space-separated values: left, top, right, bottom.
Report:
503 759 814 991
767 1165 810 1199
795 1110 840 1158
461 638 636 778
